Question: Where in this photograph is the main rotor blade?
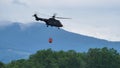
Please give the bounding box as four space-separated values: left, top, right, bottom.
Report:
56 17 71 19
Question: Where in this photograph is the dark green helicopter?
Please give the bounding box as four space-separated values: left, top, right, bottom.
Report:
33 13 71 29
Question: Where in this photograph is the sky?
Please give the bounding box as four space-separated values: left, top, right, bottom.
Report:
0 0 120 41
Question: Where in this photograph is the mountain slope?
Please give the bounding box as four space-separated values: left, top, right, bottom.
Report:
0 22 120 63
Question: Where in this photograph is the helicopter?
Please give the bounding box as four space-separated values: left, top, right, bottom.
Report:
33 13 70 29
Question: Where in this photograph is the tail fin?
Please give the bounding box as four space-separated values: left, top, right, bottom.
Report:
33 14 39 21
33 14 47 21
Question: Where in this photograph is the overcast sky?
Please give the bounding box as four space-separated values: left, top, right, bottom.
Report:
0 0 120 41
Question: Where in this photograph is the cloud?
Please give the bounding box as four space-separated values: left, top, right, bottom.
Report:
7 48 31 55
12 0 27 6
0 0 120 41
21 0 120 8
1 0 119 8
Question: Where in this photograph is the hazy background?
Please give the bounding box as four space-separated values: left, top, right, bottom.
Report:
0 0 120 41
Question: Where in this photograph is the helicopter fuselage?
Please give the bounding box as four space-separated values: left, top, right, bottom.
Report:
45 18 63 27
33 14 63 28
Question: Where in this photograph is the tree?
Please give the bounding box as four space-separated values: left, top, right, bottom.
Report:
4 48 120 68
86 47 120 68
0 62 4 68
